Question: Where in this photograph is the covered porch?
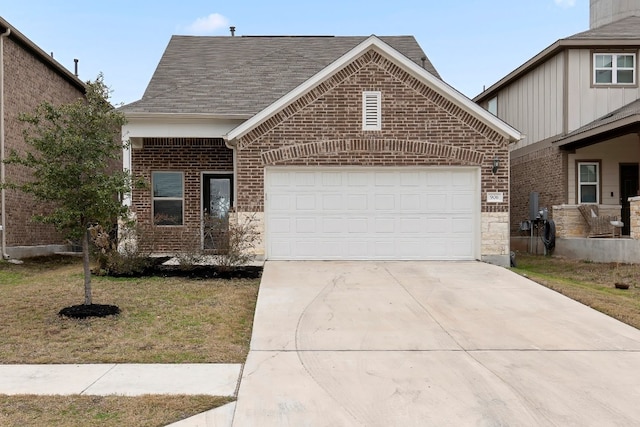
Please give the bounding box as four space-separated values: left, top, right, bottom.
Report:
549 197 640 263
515 100 640 263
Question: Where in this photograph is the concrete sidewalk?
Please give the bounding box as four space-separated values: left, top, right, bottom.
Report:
0 363 241 396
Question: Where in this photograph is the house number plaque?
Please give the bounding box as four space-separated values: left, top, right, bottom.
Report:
487 192 504 203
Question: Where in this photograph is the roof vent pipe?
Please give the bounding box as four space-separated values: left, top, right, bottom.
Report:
421 56 426 69
230 26 236 36
74 58 78 77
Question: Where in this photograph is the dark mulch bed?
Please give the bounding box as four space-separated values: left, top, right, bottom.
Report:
103 257 263 279
59 304 121 319
152 264 263 279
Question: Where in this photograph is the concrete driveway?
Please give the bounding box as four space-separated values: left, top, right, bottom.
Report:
232 261 640 426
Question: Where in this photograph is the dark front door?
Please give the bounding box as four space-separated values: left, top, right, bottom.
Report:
203 174 233 250
620 164 639 236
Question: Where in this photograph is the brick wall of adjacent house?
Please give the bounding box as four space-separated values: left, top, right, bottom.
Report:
131 138 233 253
234 50 510 259
2 35 85 249
510 145 567 234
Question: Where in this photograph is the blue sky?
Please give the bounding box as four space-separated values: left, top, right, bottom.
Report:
3 1 588 105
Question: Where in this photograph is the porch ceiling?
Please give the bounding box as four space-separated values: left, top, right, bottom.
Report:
555 99 640 150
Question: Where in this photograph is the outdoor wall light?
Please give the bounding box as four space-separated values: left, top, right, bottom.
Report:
492 156 500 174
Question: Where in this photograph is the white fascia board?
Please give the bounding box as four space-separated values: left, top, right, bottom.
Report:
123 112 252 120
226 35 521 143
123 116 246 139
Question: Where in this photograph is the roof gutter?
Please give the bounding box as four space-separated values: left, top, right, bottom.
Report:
1 26 11 259
554 114 640 148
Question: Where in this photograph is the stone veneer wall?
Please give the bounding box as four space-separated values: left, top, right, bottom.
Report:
481 212 509 261
630 197 640 239
553 204 623 238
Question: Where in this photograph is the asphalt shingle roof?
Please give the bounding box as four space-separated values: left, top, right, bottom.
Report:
566 15 640 40
556 98 640 144
121 35 438 115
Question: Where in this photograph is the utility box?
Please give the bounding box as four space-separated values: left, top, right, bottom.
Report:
529 192 539 221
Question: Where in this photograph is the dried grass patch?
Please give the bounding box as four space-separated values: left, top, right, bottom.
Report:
513 254 640 329
0 394 232 427
0 256 259 363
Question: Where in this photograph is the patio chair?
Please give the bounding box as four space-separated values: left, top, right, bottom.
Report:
577 204 623 238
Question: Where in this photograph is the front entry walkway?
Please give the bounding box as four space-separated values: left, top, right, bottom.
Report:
231 261 640 426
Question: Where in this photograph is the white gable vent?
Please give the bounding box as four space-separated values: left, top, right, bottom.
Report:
362 91 381 131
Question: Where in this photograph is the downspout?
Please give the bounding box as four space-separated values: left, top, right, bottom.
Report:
0 27 11 259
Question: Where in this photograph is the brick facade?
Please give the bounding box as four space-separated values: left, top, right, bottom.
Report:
131 138 233 253
2 33 85 252
234 50 510 261
510 145 567 234
128 49 511 262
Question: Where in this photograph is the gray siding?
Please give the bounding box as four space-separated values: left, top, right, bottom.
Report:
496 53 564 150
567 49 640 133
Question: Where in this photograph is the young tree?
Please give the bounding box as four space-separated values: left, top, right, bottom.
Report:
4 74 129 308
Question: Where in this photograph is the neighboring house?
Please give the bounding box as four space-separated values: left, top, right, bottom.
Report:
474 0 640 261
120 33 520 266
0 17 86 259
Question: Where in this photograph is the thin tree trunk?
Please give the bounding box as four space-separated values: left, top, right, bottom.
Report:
83 227 92 305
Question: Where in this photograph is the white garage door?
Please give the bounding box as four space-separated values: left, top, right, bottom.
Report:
265 167 480 260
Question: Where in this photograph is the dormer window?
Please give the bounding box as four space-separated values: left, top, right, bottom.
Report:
593 53 636 85
362 91 381 131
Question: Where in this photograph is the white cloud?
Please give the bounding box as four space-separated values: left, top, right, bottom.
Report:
185 13 230 35
554 0 576 8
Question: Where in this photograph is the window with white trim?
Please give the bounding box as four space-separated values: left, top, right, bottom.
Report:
362 91 381 131
578 162 599 204
593 53 636 85
152 171 184 225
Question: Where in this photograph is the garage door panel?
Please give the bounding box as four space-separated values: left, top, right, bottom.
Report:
347 194 368 210
399 217 423 233
348 218 369 233
266 168 479 260
322 194 342 210
452 193 475 211
452 217 474 233
295 218 316 233
347 241 369 257
425 217 450 233
374 218 395 233
452 171 474 186
425 194 448 211
271 194 291 210
400 194 421 210
322 217 346 233
295 195 316 210
374 194 396 210
374 172 396 186
400 171 422 186
295 172 316 186
270 240 292 257
374 240 396 257
348 173 368 186
270 217 291 233
322 172 343 186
